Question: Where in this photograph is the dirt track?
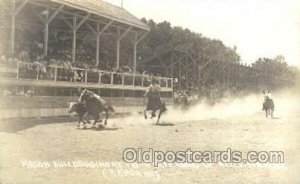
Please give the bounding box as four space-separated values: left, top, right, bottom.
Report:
0 93 300 184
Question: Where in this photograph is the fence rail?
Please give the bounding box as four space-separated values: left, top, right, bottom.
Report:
0 62 173 89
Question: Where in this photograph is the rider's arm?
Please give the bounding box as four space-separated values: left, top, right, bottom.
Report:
78 89 87 102
157 86 161 97
144 89 149 97
144 85 152 97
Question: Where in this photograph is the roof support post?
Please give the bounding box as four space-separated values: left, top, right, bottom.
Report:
118 26 132 40
132 31 148 74
60 16 75 62
116 26 132 69
72 16 77 63
43 5 64 56
157 56 171 77
96 23 100 67
44 12 49 56
69 13 90 63
185 56 188 88
116 28 120 69
179 60 182 88
133 31 149 73
10 0 29 55
198 59 212 71
99 20 113 35
96 20 113 67
133 32 137 74
10 0 16 56
171 53 174 78
87 20 113 68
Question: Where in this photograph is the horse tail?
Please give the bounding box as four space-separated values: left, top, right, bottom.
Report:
270 99 275 110
161 101 167 113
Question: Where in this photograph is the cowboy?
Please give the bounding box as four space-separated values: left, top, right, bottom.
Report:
144 79 161 97
77 88 101 102
266 90 272 99
262 90 272 110
144 79 161 117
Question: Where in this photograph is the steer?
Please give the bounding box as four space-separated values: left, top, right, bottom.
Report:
68 102 87 128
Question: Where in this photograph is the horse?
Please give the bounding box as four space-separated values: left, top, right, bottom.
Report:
68 102 88 128
79 91 114 126
263 96 275 118
174 92 190 110
144 93 167 124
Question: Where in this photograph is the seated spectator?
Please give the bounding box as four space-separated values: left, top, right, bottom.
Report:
74 70 83 82
25 88 34 97
18 49 30 62
0 55 6 63
17 88 25 96
2 88 12 96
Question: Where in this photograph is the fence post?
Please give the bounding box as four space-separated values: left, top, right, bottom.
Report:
142 75 144 87
122 74 125 86
132 75 135 86
110 72 114 85
98 72 102 84
16 62 19 79
166 79 168 88
85 70 88 83
53 67 57 81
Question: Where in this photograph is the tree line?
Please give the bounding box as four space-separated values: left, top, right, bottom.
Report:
137 18 299 92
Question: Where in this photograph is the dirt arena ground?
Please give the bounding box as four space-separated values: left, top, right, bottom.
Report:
0 91 299 184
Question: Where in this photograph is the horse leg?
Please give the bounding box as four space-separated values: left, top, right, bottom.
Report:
157 105 166 124
85 113 91 124
104 109 108 126
82 113 88 124
156 110 162 124
80 114 87 127
151 110 156 118
271 110 274 118
144 110 148 119
77 117 81 128
93 113 99 126
80 113 88 128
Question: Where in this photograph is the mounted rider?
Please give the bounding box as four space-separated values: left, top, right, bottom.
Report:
144 78 162 117
262 90 273 110
264 90 271 99
77 87 104 104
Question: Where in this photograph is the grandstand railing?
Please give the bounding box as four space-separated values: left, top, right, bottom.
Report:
0 62 173 89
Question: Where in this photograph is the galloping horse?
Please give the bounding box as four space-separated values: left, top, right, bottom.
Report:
262 91 275 118
79 90 114 126
144 93 167 124
174 91 190 110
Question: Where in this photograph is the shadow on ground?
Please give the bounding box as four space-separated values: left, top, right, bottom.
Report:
155 122 175 126
0 116 77 133
0 115 126 133
79 126 121 131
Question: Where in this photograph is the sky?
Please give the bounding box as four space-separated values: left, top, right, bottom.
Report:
104 0 300 67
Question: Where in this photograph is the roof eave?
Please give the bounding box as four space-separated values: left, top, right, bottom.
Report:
51 0 150 31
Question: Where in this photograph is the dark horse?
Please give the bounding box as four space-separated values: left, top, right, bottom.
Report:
174 92 190 110
68 102 87 128
79 92 114 126
144 93 167 124
263 96 275 118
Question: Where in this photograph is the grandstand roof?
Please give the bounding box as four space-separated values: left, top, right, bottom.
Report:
51 0 150 31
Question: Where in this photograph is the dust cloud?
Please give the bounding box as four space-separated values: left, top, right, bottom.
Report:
111 84 300 126
167 87 300 122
